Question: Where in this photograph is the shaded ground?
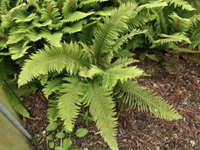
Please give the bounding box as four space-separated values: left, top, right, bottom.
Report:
22 55 200 150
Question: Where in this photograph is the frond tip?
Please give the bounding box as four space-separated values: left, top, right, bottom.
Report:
115 81 182 121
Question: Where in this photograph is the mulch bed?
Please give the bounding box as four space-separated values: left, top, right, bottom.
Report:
22 55 200 150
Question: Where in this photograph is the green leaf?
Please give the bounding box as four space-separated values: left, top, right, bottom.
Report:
55 147 65 150
56 132 65 139
46 122 59 131
49 141 55 148
63 138 72 150
47 135 53 140
75 128 88 137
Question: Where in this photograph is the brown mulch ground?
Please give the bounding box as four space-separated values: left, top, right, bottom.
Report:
22 55 200 150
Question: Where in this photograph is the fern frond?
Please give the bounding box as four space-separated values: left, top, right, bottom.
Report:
169 12 190 32
82 82 118 150
115 81 182 120
113 29 147 52
43 78 62 98
0 0 10 16
152 33 191 48
165 0 195 11
102 64 143 90
48 99 59 122
108 57 138 69
79 0 108 7
18 42 89 87
58 77 83 131
62 21 83 34
128 12 157 29
2 83 29 117
26 29 43 42
91 3 138 67
9 41 31 60
40 0 61 24
189 31 200 49
62 11 94 22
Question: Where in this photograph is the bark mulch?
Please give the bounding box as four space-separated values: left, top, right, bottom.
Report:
22 56 200 150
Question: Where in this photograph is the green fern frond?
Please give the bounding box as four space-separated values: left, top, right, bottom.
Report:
82 82 118 150
18 42 89 87
43 78 62 98
40 0 61 24
79 0 108 6
41 29 63 47
48 99 59 122
142 1 168 9
102 64 143 90
128 12 157 29
113 29 147 52
9 41 31 60
1 83 29 117
165 0 195 11
169 12 190 32
26 29 43 42
58 77 83 131
62 21 83 34
115 81 182 120
154 8 168 34
62 11 94 22
108 57 138 69
0 0 10 16
189 31 200 49
91 3 138 67
152 33 191 48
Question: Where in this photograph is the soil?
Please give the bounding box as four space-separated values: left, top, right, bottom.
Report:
22 54 200 150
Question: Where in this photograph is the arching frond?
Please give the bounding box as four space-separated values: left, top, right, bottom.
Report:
91 3 138 67
115 81 182 120
58 77 83 132
82 82 118 150
18 42 89 86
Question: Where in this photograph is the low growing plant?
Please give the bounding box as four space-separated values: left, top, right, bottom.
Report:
46 122 88 150
18 3 182 150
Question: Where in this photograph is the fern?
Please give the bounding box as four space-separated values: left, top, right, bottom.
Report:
82 81 118 150
16 3 183 150
58 77 83 131
18 42 89 87
40 0 61 24
91 3 138 67
115 81 182 120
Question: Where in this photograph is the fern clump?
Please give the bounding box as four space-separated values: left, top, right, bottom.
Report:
18 3 182 150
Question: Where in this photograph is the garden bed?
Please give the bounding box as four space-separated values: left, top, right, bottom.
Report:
22 56 200 150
